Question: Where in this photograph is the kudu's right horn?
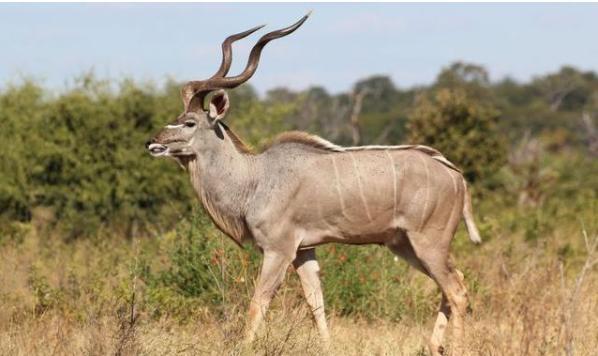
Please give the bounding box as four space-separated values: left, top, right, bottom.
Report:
181 13 310 112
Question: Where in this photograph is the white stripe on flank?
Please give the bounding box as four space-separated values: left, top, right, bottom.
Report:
447 165 458 194
349 152 373 222
384 150 398 220
331 156 347 217
416 153 430 230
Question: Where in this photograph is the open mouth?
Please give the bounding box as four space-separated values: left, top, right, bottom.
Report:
148 143 168 156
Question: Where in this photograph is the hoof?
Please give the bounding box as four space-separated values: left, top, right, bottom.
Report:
428 343 445 356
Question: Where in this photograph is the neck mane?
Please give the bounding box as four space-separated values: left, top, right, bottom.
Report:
262 130 462 173
219 122 254 155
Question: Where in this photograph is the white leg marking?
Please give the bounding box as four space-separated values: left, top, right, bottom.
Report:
385 150 398 221
331 155 348 218
349 152 373 222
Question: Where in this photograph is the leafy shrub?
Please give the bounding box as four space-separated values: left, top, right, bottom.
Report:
407 88 507 184
28 265 63 315
142 212 261 319
319 244 436 322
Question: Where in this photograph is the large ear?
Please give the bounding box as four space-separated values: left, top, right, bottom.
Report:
208 89 230 124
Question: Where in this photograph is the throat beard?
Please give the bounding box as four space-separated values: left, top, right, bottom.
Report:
176 156 196 171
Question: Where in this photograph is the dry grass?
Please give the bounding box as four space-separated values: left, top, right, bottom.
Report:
1 224 596 356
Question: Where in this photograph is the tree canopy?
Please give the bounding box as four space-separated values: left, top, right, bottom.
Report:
1 63 596 237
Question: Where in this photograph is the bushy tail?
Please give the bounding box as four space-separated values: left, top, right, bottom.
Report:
462 179 482 244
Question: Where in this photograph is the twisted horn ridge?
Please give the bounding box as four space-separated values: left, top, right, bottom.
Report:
182 13 310 112
212 13 310 88
211 25 265 79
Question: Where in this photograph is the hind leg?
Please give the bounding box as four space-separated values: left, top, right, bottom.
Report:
386 230 427 274
429 295 451 355
428 257 469 355
386 232 453 355
406 230 469 355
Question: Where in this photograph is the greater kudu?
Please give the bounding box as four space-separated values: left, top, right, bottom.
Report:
146 14 481 355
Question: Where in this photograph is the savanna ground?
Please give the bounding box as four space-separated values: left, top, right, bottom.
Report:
1 152 596 356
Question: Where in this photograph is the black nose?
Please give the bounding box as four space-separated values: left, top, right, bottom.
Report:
145 140 153 149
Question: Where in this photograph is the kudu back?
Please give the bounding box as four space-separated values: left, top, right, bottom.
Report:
147 13 481 355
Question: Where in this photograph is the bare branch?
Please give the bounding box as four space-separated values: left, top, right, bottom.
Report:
348 88 369 145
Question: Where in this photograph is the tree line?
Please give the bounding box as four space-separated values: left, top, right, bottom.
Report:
1 62 596 239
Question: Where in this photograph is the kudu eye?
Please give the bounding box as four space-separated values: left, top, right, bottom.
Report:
184 120 196 128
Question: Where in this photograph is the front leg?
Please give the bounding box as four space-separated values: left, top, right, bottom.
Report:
293 248 330 343
244 250 293 343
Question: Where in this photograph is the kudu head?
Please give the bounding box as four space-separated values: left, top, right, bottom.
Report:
146 14 309 158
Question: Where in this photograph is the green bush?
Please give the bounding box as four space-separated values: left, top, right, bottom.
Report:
0 77 192 237
407 88 507 184
142 212 261 319
319 244 436 322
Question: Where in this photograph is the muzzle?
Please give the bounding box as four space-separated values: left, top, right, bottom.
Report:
145 139 168 156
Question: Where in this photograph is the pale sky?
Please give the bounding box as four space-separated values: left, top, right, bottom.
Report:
1 3 597 95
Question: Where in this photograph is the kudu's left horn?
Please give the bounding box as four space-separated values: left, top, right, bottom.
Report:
181 13 310 112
